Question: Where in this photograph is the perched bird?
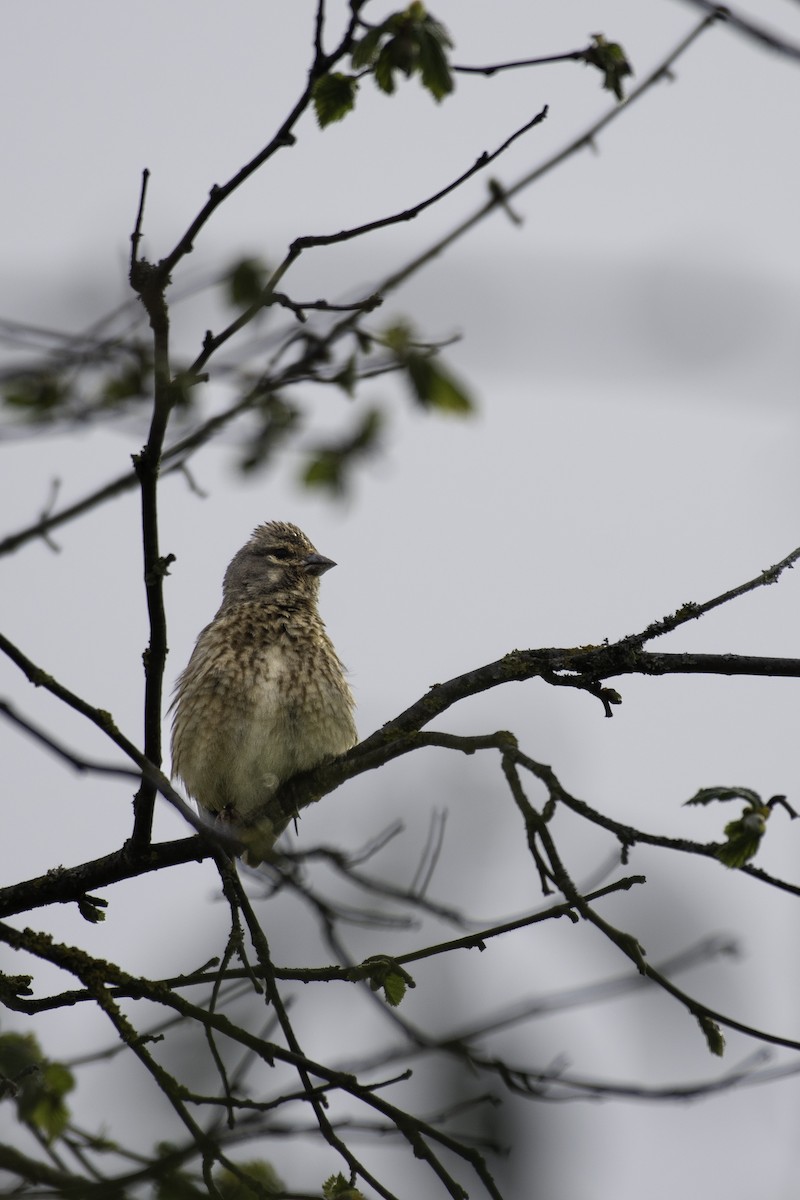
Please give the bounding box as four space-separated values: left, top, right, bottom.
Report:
170 521 357 862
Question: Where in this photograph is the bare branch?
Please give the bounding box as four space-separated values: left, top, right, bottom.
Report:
452 49 589 76
186 106 548 379
623 544 800 646
0 629 227 843
0 697 139 779
374 11 722 298
675 1 800 60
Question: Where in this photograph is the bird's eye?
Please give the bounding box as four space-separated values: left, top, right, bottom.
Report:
268 546 293 561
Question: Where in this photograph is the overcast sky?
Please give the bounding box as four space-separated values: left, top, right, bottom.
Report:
3 3 800 1197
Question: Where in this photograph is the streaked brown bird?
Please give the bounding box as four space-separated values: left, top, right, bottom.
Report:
170 521 357 862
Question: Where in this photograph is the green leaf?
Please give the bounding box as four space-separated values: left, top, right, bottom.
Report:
239 394 301 473
3 373 68 419
416 24 454 100
323 1172 366 1199
0 1034 75 1142
155 1172 208 1200
697 1013 726 1057
374 46 398 94
358 955 416 1006
715 811 769 868
382 971 407 1007
225 257 269 310
352 5 453 101
351 26 384 69
302 408 383 496
406 352 473 413
215 1161 284 1198
303 450 343 492
383 320 474 414
332 353 358 397
101 361 149 406
683 786 762 808
77 893 108 923
582 34 633 101
382 320 412 354
313 73 359 128
684 786 772 868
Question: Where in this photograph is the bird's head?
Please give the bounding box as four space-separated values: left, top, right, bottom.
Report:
221 521 336 607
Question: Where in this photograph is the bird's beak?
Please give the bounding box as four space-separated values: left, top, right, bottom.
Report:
303 553 337 577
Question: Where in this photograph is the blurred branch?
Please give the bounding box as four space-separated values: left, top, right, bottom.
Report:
675 1 800 59
0 1144 95 1194
502 1051 800 1103
452 48 593 75
0 332 383 557
373 11 722 297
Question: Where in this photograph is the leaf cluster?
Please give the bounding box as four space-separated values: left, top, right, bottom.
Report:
1 342 162 431
352 954 416 1007
0 1030 74 1142
313 2 454 127
323 1173 367 1200
353 3 454 100
684 786 797 868
383 321 474 414
154 1154 284 1199
581 34 633 101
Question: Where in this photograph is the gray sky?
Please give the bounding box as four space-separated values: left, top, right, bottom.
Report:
3 3 800 1197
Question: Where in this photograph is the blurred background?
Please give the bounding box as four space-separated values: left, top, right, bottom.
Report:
2 2 800 1196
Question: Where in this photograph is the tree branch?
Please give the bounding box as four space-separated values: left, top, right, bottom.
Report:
373 10 722 298
0 16 720 560
185 106 548 379
675 1 800 60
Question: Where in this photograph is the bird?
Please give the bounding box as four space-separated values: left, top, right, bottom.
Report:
170 521 357 863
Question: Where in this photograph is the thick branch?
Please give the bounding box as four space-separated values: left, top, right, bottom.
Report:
0 837 208 920
278 644 800 815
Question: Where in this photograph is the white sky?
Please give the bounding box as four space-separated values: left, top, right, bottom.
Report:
2 3 800 1197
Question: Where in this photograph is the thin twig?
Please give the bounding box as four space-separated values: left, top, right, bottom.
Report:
452 48 589 76
623 544 800 646
675 0 800 60
0 698 139 779
186 106 548 377
374 11 722 298
129 168 150 272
